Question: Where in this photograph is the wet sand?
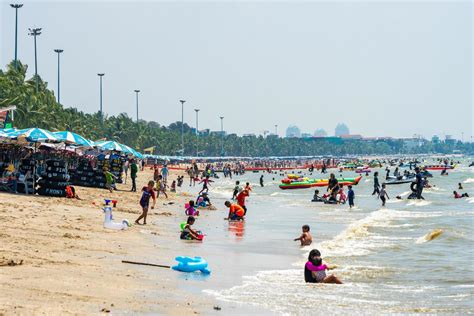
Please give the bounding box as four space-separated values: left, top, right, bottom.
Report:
0 168 223 315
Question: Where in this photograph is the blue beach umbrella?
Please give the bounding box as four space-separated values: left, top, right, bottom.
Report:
120 143 144 159
52 131 94 147
8 128 58 143
94 140 133 154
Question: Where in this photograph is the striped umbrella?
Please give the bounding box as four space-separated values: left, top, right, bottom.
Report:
121 143 143 159
7 128 58 143
52 131 94 147
94 140 133 154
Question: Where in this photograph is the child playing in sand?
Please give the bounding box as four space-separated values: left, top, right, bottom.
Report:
198 175 213 194
170 180 176 192
135 180 156 225
180 216 201 240
347 185 355 208
224 201 245 221
185 200 199 216
379 183 389 206
304 249 343 284
104 169 116 193
155 175 168 199
294 225 313 246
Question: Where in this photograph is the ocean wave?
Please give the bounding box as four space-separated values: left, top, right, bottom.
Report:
407 200 432 207
463 178 474 183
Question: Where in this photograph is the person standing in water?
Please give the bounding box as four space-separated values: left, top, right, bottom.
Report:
414 167 424 199
379 184 389 206
260 175 264 187
372 171 380 196
347 185 355 208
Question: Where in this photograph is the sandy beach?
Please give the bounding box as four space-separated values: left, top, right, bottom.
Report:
0 168 221 315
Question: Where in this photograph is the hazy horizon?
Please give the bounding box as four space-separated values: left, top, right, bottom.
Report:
1 1 472 140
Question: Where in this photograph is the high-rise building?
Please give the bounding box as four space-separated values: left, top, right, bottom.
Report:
335 123 349 136
286 125 301 138
314 128 327 137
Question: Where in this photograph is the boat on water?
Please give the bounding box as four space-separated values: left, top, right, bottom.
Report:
422 164 455 171
279 175 362 190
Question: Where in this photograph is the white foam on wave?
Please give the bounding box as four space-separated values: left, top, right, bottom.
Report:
407 200 432 207
466 197 474 204
463 178 474 184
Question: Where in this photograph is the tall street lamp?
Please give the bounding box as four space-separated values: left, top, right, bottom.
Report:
10 4 23 70
134 90 140 122
194 109 200 157
275 124 278 136
28 27 42 92
179 100 185 155
54 49 63 103
97 73 105 123
220 116 224 156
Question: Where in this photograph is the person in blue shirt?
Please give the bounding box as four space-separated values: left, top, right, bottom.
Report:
347 185 355 208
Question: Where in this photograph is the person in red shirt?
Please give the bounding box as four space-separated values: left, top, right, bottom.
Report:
236 189 249 215
224 201 245 221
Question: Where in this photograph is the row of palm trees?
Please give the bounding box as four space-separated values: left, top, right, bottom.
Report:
1 60 470 156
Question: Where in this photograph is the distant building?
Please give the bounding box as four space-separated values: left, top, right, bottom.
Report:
243 133 256 137
432 135 440 144
301 133 312 138
403 137 425 149
335 123 349 137
313 129 327 137
286 125 301 138
445 135 455 145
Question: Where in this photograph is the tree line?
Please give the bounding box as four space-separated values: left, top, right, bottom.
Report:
1 61 472 156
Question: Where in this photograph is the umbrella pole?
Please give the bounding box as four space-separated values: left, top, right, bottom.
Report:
33 142 37 194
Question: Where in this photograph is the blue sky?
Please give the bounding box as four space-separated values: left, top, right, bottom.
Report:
1 1 472 140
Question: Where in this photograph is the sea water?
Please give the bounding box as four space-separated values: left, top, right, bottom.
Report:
174 163 473 315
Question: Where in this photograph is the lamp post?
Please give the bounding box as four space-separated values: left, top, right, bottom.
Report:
275 124 278 136
134 90 140 122
28 27 42 92
10 4 23 70
194 109 200 157
97 73 105 123
54 49 63 104
220 116 224 156
179 100 185 155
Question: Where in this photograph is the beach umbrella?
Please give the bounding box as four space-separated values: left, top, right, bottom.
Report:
52 131 94 147
7 128 58 143
120 143 144 159
94 140 133 154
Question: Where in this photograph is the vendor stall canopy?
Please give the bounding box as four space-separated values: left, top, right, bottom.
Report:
0 128 144 158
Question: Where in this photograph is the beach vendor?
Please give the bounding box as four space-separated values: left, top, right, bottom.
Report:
224 201 245 221
135 180 156 225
